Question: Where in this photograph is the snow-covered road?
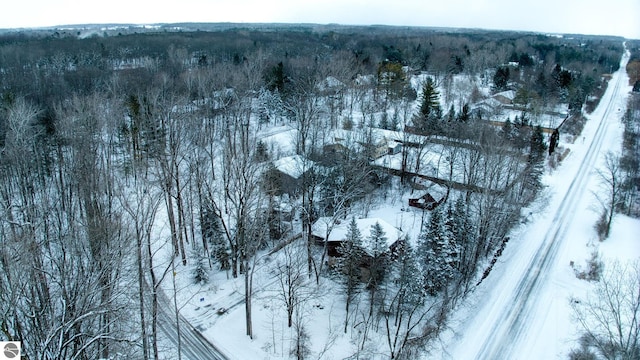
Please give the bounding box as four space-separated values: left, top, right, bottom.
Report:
442 46 632 360
158 287 230 360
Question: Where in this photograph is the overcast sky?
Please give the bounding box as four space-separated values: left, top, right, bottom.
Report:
2 0 639 39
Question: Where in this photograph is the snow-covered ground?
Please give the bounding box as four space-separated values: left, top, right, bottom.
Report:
159 46 638 360
435 45 638 360
165 184 441 359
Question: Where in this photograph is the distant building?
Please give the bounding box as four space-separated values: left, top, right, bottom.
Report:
471 90 517 118
316 76 345 94
493 90 516 105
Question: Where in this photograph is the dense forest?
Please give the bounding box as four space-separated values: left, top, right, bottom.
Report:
0 24 636 359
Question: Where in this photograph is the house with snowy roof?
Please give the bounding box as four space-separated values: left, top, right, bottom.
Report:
316 76 345 95
493 90 516 105
310 217 405 260
268 155 315 195
471 90 517 119
471 97 502 118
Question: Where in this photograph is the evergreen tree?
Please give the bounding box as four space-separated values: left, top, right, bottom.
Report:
418 207 458 295
125 94 165 159
390 109 400 131
367 221 388 316
414 77 442 134
418 77 440 120
568 86 585 115
377 61 406 98
516 112 530 127
258 87 284 124
254 140 269 162
200 203 230 270
443 203 463 282
444 204 461 266
266 61 285 93
518 53 534 67
457 103 470 123
520 125 547 202
191 247 209 284
535 71 549 100
337 217 364 333
382 240 427 359
393 240 425 306
502 117 514 142
446 104 456 123
550 64 563 95
378 112 389 130
529 125 547 163
448 55 464 74
549 128 560 155
493 66 510 91
450 196 474 281
368 221 388 286
257 97 270 124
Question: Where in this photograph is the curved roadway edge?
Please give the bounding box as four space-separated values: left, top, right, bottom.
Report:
445 44 631 360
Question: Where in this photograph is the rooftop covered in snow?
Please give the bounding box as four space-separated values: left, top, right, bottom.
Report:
311 217 404 256
272 155 314 179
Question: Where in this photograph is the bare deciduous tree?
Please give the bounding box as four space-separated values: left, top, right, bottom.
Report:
593 152 625 240
570 260 640 360
0 95 139 359
273 241 309 328
208 97 267 338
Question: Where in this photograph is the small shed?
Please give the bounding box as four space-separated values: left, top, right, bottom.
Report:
387 140 402 155
408 181 448 210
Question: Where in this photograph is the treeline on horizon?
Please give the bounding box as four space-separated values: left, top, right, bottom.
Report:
0 24 625 108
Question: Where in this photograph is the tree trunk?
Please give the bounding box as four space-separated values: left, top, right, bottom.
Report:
147 229 160 360
344 294 351 334
245 258 253 338
288 305 294 328
137 229 149 360
164 181 180 257
175 160 188 265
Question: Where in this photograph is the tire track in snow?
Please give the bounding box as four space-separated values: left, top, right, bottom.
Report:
474 51 628 360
